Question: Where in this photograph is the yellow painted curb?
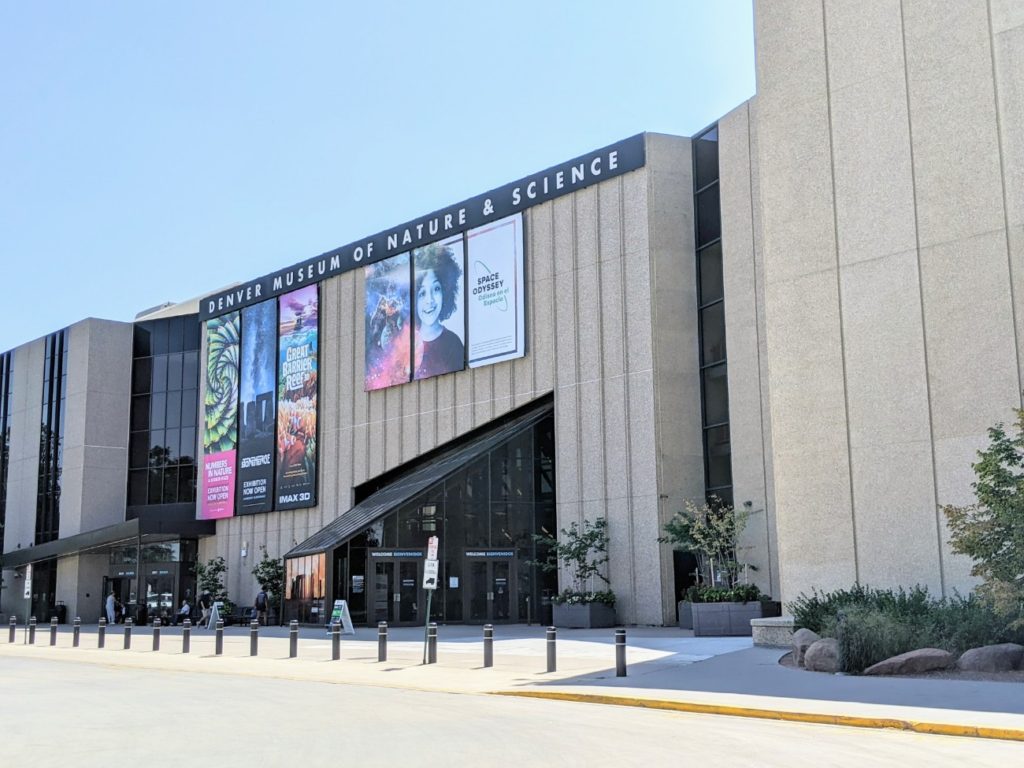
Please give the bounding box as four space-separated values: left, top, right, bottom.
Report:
492 691 1024 743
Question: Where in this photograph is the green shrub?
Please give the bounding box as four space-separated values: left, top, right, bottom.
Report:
791 584 932 634
695 583 762 603
825 606 920 673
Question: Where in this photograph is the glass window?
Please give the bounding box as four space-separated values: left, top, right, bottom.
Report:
705 425 732 489
130 396 150 432
152 356 168 393
151 392 166 430
700 303 726 364
129 434 150 469
181 390 197 428
167 353 183 391
148 468 163 504
184 318 201 352
168 316 184 354
163 466 178 503
702 363 730 426
129 470 148 506
182 351 199 389
152 322 169 356
132 358 152 395
165 391 181 429
696 186 721 246
698 242 724 305
134 325 153 358
177 467 195 503
694 126 719 189
179 428 196 462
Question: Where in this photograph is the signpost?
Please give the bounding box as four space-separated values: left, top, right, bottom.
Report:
422 536 438 664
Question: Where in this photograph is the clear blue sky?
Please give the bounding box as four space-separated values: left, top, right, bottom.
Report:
0 2 754 353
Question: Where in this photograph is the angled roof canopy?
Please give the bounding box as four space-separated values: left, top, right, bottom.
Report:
285 399 553 560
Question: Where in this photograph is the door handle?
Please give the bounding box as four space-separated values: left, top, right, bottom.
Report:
393 593 400 603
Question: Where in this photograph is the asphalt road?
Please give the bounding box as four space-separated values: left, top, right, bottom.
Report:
1 657 1020 767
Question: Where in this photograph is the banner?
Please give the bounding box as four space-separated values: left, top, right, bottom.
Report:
413 234 465 381
467 213 525 367
237 299 277 514
364 252 411 391
201 312 240 520
276 286 318 510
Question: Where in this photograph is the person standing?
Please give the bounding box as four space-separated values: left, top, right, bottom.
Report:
254 587 269 626
104 592 116 624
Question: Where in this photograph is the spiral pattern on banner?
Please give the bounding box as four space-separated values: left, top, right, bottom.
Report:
204 311 240 453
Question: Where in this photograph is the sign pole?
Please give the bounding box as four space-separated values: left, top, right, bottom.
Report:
422 535 439 665
421 590 433 665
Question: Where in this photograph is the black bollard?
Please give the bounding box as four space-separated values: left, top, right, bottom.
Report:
483 624 493 668
546 626 556 673
215 619 224 655
8 616 16 644
98 618 106 649
28 616 36 644
615 628 627 677
124 618 133 650
152 617 161 652
289 620 298 658
250 620 259 657
427 622 437 664
331 621 340 661
377 621 387 662
182 619 191 654
73 617 81 648
50 616 58 646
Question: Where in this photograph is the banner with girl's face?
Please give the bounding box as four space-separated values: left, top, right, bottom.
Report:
412 234 465 381
276 285 318 510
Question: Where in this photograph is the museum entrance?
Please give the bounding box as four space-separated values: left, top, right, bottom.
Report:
370 554 424 626
463 553 516 623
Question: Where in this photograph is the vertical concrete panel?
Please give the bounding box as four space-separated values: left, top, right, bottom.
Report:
5 339 43 551
554 389 580 511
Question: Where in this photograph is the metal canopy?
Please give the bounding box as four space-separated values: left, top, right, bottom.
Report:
285 401 552 560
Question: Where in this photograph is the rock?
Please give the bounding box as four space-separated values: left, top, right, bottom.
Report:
792 627 821 667
804 638 840 673
863 648 955 676
957 643 1024 673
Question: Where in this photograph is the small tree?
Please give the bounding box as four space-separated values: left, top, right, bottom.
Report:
533 517 614 605
943 406 1024 618
660 498 753 591
194 556 228 603
251 546 285 623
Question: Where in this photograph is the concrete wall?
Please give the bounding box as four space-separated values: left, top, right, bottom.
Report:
753 0 1023 604
2 339 44 554
60 318 133 538
718 99 780 600
206 133 704 624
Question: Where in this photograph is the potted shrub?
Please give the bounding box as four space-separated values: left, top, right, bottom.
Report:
661 499 772 636
533 518 616 628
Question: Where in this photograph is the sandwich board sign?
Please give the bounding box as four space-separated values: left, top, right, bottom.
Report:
327 599 355 635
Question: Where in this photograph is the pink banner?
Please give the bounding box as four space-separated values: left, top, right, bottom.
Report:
202 448 237 520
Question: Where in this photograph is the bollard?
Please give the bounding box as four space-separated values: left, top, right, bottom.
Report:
615 628 627 677
98 617 106 648
483 624 493 668
377 621 388 662
73 617 81 648
152 618 161 652
9 616 16 644
331 621 340 661
250 620 259 657
546 626 556 673
29 616 36 645
124 618 133 650
182 619 191 654
289 620 298 658
215 619 224 655
427 622 437 664
50 616 58 646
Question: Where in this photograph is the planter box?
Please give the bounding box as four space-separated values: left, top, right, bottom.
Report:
552 602 617 629
692 601 765 637
677 600 693 630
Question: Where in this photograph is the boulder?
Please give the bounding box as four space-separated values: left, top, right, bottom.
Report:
957 643 1024 673
863 648 955 676
803 638 840 673
792 627 821 667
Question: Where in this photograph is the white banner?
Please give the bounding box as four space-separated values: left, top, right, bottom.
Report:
467 213 525 367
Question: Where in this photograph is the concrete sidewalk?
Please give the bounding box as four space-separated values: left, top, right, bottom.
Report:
3 622 1023 741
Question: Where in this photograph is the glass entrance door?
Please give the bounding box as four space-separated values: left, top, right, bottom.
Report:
464 560 515 623
371 560 423 626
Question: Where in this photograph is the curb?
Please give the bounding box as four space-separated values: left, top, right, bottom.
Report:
492 691 1024 743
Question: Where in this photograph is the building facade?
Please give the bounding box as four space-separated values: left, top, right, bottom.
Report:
1 1 1021 625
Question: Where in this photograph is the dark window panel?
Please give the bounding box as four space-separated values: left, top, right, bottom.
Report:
700 303 727 364
181 390 197 428
696 186 721 246
128 470 148 506
129 434 150 469
702 363 730 425
151 392 166 430
131 358 152 395
182 351 199 389
177 467 195 503
167 353 183 391
183 317 201 351
148 469 163 504
694 126 719 190
152 322 169 356
130 396 150 432
180 428 196 463
152 356 168 394
165 391 181 430
163 466 178 503
168 316 184 354
705 425 733 489
133 324 153 358
149 430 166 463
698 242 724 305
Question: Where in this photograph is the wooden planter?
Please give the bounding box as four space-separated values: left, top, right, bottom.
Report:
691 601 766 636
552 602 617 629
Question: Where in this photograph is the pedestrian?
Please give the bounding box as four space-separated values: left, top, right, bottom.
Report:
105 592 116 624
254 586 269 626
199 591 213 628
175 598 191 626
